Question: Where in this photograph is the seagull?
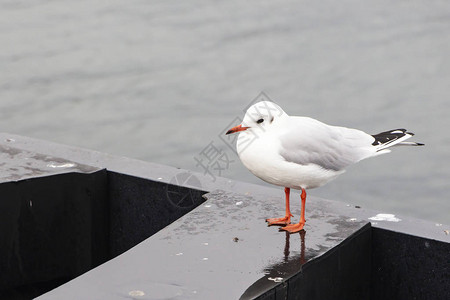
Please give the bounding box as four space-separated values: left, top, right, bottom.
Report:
226 101 424 233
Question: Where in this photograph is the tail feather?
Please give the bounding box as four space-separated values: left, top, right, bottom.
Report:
395 141 425 146
372 129 424 151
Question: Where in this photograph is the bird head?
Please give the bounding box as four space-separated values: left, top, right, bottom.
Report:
226 101 286 135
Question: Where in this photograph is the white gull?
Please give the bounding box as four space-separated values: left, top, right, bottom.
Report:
226 101 423 233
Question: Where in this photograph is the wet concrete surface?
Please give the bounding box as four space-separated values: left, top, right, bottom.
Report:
0 142 99 182
37 189 370 300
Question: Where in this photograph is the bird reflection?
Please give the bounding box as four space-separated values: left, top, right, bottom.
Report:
283 230 307 265
240 230 308 300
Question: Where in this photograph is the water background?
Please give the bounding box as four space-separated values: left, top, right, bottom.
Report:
1 0 449 224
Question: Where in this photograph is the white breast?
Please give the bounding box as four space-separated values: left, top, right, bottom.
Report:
236 130 344 190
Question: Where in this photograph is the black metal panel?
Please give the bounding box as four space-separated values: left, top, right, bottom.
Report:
0 170 108 299
371 228 450 300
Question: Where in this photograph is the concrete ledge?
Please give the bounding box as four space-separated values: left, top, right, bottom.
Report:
35 190 372 300
0 133 448 299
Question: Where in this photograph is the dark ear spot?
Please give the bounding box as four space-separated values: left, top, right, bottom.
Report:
270 116 274 123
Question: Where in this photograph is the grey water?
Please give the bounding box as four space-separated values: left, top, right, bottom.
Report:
1 0 449 225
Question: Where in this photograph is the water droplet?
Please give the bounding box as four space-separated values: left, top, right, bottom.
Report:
47 163 76 168
202 257 208 261
235 201 243 206
435 223 442 227
128 290 145 297
268 277 283 282
202 242 209 246
157 177 163 180
347 218 357 222
204 204 212 208
368 214 401 222
175 252 183 256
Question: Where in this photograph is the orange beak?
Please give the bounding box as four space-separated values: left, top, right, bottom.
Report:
226 124 250 135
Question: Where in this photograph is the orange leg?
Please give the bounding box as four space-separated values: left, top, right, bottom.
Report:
281 188 306 233
266 187 293 226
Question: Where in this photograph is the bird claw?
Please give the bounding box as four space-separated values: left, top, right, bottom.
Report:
266 215 292 226
279 222 305 234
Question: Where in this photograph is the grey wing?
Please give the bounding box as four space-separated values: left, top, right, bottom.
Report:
278 117 375 171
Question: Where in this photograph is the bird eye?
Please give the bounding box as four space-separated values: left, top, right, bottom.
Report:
257 118 264 124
